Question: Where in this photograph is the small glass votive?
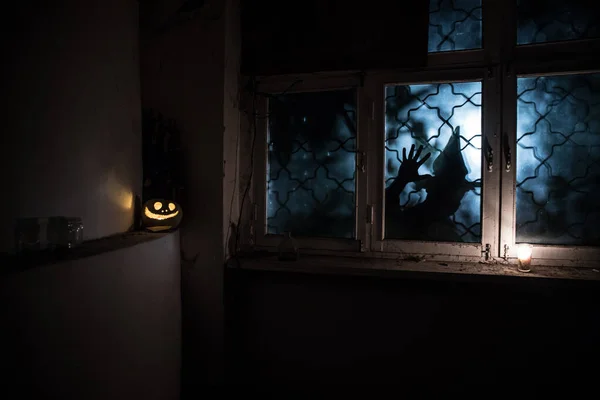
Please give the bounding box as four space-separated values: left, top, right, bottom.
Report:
65 218 84 248
14 217 84 253
14 217 47 253
278 231 299 261
517 244 533 273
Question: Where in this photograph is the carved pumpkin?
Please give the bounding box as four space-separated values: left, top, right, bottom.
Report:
142 199 182 232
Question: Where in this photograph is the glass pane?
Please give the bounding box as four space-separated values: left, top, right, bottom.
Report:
267 89 356 238
429 0 482 52
384 81 482 242
516 73 600 246
517 0 600 45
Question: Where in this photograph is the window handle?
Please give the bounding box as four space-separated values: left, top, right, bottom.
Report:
505 61 512 77
485 137 494 172
504 134 512 172
356 151 366 173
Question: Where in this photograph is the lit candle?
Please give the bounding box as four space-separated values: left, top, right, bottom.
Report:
517 244 533 273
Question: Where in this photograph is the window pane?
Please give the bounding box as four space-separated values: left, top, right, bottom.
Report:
516 73 600 246
517 0 600 45
385 81 482 242
429 0 482 52
267 90 356 238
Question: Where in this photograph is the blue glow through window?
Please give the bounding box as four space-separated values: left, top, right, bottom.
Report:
385 81 482 242
429 0 482 53
517 0 600 45
516 73 600 245
267 89 356 238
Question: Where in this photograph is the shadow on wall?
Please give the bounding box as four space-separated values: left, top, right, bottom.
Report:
142 108 185 206
1 0 142 252
0 232 182 399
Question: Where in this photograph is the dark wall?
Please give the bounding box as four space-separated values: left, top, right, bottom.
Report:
228 269 600 387
241 0 428 75
140 0 239 386
1 0 142 252
1 233 181 398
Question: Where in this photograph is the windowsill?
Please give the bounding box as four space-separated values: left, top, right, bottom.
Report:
228 251 600 283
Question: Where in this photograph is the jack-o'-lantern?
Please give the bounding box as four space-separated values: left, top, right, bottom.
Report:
142 199 182 232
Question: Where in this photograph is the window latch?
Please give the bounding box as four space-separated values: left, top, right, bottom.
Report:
357 151 366 173
252 203 258 221
482 243 491 261
366 204 374 224
503 244 510 261
504 133 512 172
486 143 494 172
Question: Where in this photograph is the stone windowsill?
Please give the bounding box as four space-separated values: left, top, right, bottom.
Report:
229 251 600 283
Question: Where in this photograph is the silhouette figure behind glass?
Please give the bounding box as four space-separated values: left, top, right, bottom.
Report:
385 126 479 242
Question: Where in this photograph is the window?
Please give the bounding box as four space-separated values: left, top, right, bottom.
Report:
429 0 483 52
517 0 600 45
266 89 357 239
384 81 482 243
245 0 600 267
515 73 600 246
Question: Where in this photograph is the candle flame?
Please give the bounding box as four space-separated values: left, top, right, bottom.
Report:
517 244 532 261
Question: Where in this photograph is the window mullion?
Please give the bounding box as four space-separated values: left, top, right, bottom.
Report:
499 62 518 259
252 95 269 245
481 65 503 258
367 79 385 251
482 0 511 65
355 86 370 252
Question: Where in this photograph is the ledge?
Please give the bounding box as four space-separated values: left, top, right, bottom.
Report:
228 252 600 283
1 231 174 276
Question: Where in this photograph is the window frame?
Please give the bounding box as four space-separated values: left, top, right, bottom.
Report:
496 0 600 266
364 67 501 261
499 63 600 267
241 0 600 268
250 73 369 252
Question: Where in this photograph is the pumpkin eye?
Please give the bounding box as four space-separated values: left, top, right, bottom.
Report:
168 203 176 211
154 201 163 210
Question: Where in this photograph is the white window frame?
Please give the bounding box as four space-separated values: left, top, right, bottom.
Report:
250 72 369 252
364 67 501 262
494 0 600 267
499 64 600 266
241 0 600 268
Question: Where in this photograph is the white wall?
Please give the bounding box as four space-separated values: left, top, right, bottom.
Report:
0 2 181 396
1 0 142 252
0 232 181 399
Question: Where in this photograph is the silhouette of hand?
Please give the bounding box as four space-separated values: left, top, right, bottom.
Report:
397 144 432 183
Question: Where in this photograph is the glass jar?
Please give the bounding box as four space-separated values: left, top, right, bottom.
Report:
14 217 83 253
278 232 299 261
65 218 84 248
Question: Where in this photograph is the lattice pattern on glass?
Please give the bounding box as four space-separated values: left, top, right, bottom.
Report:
428 0 482 52
516 73 600 246
517 0 600 45
384 82 482 243
267 89 356 239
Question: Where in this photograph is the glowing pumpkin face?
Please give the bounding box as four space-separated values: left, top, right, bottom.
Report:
142 199 182 232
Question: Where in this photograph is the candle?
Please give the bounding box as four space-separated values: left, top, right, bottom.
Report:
517 244 533 273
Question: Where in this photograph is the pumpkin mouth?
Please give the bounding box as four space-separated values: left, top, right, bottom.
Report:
147 225 172 232
144 207 179 220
